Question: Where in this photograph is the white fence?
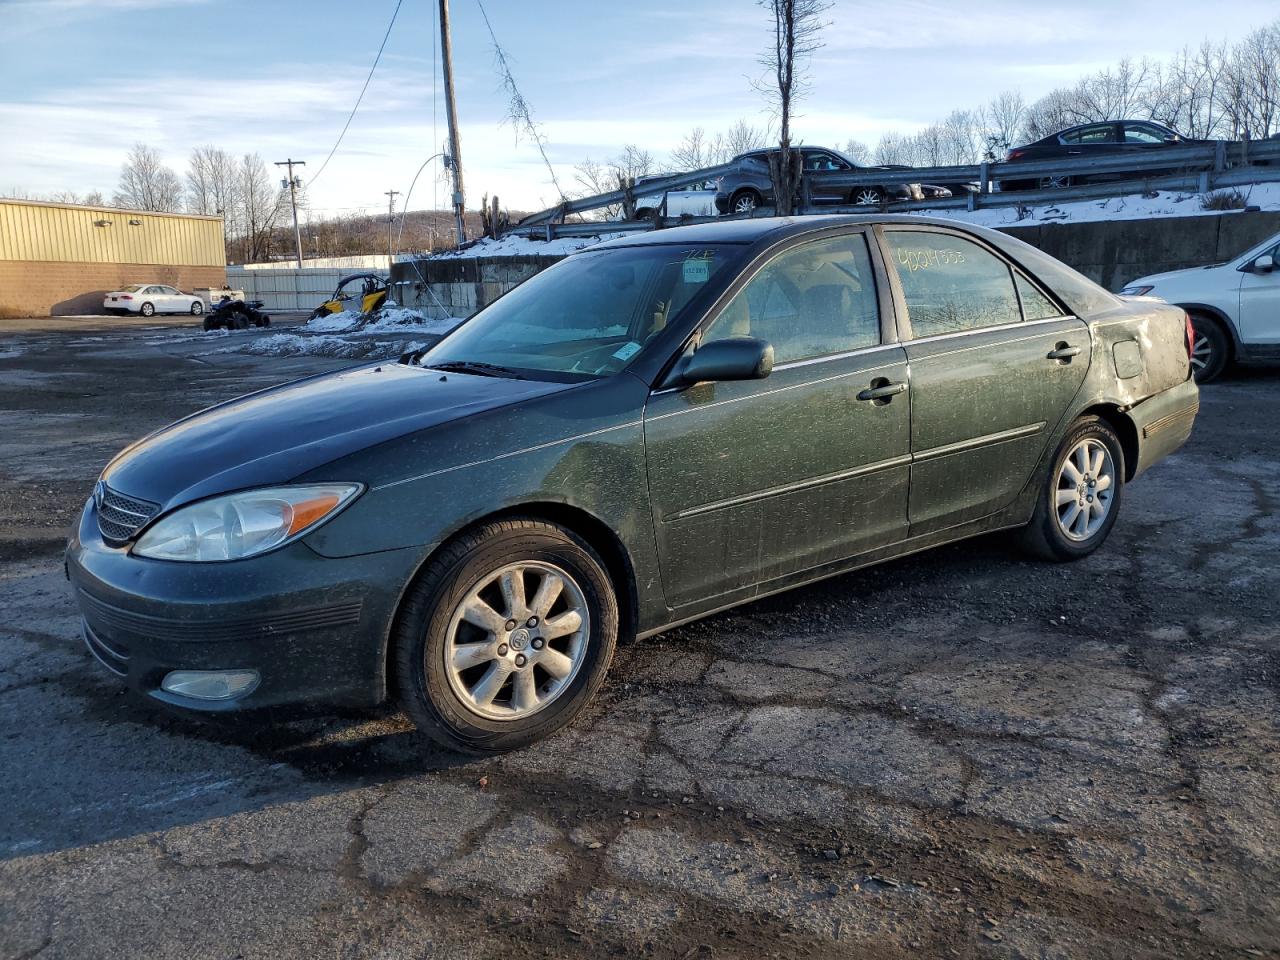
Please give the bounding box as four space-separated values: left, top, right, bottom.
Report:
224 266 388 312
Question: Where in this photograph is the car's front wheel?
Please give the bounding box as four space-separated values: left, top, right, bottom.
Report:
190 301 204 316
139 302 155 317
853 187 884 205
1018 416 1125 562
393 518 618 754
1188 314 1230 383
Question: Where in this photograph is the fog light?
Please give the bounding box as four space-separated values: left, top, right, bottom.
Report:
161 669 260 701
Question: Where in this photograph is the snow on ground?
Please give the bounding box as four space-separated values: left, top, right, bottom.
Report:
921 181 1280 228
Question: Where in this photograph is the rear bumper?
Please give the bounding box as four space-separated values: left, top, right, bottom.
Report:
66 497 424 717
1129 376 1199 479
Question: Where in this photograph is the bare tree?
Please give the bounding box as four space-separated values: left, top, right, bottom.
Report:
982 90 1026 159
720 119 771 159
186 145 239 218
671 127 709 170
873 131 913 166
756 0 831 214
233 153 287 262
842 139 871 164
113 143 184 211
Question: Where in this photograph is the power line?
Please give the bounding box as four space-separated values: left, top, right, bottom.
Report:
308 0 404 188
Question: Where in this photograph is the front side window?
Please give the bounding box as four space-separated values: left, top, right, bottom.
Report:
423 244 741 380
1123 124 1167 144
803 152 848 171
885 231 1022 337
702 233 880 364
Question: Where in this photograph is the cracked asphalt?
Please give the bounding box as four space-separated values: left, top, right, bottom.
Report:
1 315 1278 959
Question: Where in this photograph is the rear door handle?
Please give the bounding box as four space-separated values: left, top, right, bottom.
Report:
1047 344 1082 361
856 380 907 402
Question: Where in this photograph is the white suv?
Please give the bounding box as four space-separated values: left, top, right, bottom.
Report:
1121 232 1280 382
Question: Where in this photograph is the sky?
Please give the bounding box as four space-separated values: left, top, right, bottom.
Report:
1 0 1276 220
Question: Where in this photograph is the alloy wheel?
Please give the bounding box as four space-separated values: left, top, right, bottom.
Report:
444 560 590 721
1054 438 1115 542
733 193 758 214
854 188 881 205
1190 331 1214 376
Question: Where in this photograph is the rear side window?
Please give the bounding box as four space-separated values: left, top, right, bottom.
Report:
1015 274 1065 321
702 233 880 364
884 231 1021 338
1060 124 1116 145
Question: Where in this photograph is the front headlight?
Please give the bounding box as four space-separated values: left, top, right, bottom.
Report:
132 484 362 561
1120 284 1155 297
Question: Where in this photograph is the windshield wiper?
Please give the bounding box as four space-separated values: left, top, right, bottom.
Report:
426 360 526 380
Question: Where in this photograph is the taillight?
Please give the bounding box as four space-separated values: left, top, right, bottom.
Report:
120 295 133 300
1185 312 1195 366
1006 149 1025 161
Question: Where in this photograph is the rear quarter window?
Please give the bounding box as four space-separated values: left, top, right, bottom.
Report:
985 231 1121 318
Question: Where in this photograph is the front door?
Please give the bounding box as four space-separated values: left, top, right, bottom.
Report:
1239 241 1280 344
879 227 1091 536
644 231 911 608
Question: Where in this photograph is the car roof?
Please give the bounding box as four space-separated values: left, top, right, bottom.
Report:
589 214 988 249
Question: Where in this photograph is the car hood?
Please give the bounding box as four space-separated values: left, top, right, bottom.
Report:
101 362 573 511
1128 261 1236 289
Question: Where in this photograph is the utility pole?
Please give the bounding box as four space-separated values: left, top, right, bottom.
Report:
274 158 306 268
384 189 400 266
438 0 466 245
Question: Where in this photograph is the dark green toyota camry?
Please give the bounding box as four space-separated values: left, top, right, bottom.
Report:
68 216 1199 753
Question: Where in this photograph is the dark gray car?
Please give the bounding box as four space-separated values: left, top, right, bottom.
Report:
714 147 920 214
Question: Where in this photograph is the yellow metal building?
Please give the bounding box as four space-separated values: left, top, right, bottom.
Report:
0 198 226 317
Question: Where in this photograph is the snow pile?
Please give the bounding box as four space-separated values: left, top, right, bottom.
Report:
300 306 463 336
428 231 628 259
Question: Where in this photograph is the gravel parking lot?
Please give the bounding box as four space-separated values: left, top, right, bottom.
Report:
1 314 1277 959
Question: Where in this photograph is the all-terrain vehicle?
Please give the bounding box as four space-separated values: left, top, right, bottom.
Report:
309 273 389 321
203 297 271 331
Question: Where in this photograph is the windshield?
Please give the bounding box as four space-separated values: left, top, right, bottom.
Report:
422 243 741 379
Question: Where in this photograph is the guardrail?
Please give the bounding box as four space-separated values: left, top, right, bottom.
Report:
513 139 1280 236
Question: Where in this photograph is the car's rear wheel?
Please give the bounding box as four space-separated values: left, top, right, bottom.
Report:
139 302 155 317
853 187 884 205
1040 174 1072 189
1018 416 1125 562
1188 314 1230 383
392 518 618 754
190 301 204 316
731 189 762 215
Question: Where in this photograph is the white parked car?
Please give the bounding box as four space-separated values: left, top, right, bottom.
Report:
632 178 720 219
1121 232 1280 382
104 284 205 317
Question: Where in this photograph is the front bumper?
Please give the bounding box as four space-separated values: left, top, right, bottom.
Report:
66 497 425 716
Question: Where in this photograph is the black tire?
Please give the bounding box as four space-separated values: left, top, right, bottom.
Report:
232 311 250 331
190 301 204 316
202 316 214 332
139 302 155 317
730 189 762 215
392 517 619 754
261 315 271 327
852 186 884 206
1188 313 1230 383
1017 415 1125 562
255 314 270 327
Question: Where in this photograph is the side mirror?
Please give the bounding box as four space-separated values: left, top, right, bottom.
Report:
1252 254 1275 273
678 337 774 386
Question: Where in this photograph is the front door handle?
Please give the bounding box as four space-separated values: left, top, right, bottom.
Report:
1047 343 1082 362
856 380 907 403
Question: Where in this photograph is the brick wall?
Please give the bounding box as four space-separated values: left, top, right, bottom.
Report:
0 261 227 317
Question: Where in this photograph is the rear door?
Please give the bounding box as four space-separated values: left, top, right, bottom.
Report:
878 226 1091 536
644 230 911 607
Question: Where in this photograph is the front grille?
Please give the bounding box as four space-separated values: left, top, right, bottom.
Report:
96 484 160 545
